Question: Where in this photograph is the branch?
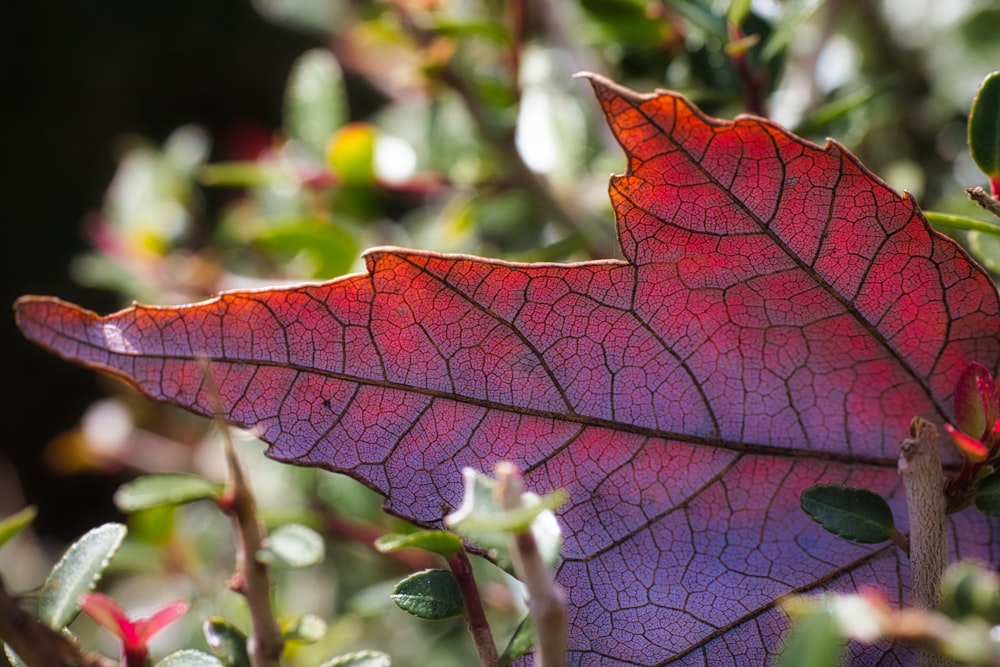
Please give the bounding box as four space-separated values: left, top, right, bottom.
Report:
445 548 498 667
966 186 1000 221
199 360 284 667
898 417 949 667
0 579 116 667
495 463 566 667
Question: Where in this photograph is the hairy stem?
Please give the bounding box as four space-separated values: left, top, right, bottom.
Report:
219 436 285 667
446 548 498 667
0 578 116 667
495 462 567 667
898 417 948 667
967 186 1000 221
200 359 284 667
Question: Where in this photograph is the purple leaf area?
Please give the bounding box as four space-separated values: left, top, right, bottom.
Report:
15 74 1000 665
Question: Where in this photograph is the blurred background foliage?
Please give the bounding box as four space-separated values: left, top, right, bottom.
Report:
5 0 1000 664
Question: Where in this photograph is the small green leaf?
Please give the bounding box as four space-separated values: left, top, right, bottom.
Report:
154 650 226 667
318 651 391 667
445 468 566 569
498 616 534 667
283 614 327 643
374 530 462 557
39 523 126 629
257 523 325 568
761 0 823 62
0 506 37 550
976 471 1000 517
284 49 347 159
727 0 752 26
800 485 896 544
969 71 1000 182
775 607 846 667
114 474 224 512
203 617 250 667
390 569 464 620
4 645 27 667
938 560 1000 624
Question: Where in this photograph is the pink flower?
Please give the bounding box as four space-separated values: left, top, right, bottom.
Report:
80 592 189 667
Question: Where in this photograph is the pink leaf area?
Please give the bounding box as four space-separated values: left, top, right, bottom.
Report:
16 75 1000 665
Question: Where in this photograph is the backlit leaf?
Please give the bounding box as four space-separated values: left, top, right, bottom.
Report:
39 523 126 629
390 569 464 621
15 75 1000 664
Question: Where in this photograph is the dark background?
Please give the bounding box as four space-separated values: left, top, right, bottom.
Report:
1 0 318 539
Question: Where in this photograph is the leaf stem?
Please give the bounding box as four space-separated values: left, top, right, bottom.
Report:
924 210 1000 234
445 548 498 667
0 578 117 667
495 462 566 667
898 417 948 667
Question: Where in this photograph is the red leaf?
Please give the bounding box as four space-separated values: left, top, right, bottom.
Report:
15 75 1000 664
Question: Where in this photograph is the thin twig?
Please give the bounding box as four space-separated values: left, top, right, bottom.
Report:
317 506 440 572
199 360 284 667
966 186 1000 221
0 579 117 667
495 463 566 667
727 24 768 117
446 548 498 667
898 417 949 667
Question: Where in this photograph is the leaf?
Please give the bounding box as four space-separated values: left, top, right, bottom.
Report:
374 530 463 557
318 651 391 667
282 614 327 643
445 467 565 570
390 569 465 621
969 71 1000 187
114 473 224 512
14 74 1000 664
775 607 846 667
498 616 535 667
976 470 1000 516
154 650 226 667
0 506 37 550
800 484 897 544
284 49 347 160
39 523 126 629
256 523 325 568
203 617 250 667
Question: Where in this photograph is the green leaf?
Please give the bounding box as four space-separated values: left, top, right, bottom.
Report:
284 49 347 159
969 71 1000 181
0 506 37 550
762 0 824 63
727 0 752 26
114 474 224 512
154 650 226 667
203 617 250 667
318 651 391 667
283 614 327 643
775 607 846 667
255 219 359 279
257 523 325 568
374 530 462 557
39 523 126 629
938 560 1000 624
445 468 566 569
498 616 534 667
800 485 896 544
390 569 465 620
976 471 1000 517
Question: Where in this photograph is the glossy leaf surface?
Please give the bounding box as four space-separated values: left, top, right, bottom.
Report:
15 75 1000 665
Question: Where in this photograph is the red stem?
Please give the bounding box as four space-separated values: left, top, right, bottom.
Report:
446 549 498 667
